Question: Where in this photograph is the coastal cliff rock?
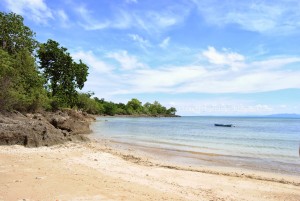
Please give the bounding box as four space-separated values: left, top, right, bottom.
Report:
47 109 94 135
0 110 95 147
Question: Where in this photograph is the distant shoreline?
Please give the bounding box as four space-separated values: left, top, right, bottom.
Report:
99 114 181 118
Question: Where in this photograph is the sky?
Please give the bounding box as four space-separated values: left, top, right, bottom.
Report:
1 0 300 116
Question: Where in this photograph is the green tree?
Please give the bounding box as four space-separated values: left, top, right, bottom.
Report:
104 102 117 116
126 98 143 114
0 49 14 110
167 107 177 115
0 12 37 54
143 102 151 115
12 50 48 111
76 92 103 114
94 97 106 114
0 49 47 111
115 103 127 115
0 12 46 112
37 39 89 108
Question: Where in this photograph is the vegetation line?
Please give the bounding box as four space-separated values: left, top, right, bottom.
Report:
0 12 177 116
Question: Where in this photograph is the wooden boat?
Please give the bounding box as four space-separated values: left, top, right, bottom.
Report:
214 124 233 127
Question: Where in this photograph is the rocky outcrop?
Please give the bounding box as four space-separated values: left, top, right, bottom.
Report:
46 109 95 135
0 110 95 147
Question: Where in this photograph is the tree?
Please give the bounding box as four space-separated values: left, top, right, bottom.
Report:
143 102 151 115
104 102 117 116
13 49 47 111
126 98 143 114
0 12 37 54
0 12 46 112
76 92 103 114
167 107 177 115
0 49 14 110
37 39 89 107
115 103 127 115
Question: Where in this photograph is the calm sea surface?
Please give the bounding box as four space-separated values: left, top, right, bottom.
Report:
92 116 300 175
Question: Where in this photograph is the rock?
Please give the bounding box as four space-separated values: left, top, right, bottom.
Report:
0 110 94 147
47 109 93 134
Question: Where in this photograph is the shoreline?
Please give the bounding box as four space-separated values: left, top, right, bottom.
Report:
1 114 300 200
1 139 299 200
100 138 300 176
89 138 300 186
92 116 300 177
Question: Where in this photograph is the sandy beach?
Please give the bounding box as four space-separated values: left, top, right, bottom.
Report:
0 139 299 201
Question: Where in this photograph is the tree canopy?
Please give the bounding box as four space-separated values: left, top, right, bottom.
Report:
87 97 177 116
0 12 45 111
37 39 89 107
0 11 177 116
0 12 37 54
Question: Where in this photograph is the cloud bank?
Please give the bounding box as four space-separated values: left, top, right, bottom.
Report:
74 46 300 97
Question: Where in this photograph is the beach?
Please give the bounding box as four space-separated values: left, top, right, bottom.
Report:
1 2 300 200
0 139 299 201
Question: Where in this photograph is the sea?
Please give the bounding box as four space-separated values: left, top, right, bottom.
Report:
91 116 300 175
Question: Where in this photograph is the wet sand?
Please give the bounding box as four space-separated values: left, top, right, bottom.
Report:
0 140 299 201
105 139 300 177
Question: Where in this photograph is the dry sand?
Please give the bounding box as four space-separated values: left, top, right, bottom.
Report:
0 140 299 201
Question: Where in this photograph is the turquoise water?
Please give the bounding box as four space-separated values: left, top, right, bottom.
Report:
92 116 300 174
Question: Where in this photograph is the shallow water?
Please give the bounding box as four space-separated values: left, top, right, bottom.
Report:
92 116 300 175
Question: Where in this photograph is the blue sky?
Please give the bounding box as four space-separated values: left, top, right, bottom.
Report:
1 0 300 115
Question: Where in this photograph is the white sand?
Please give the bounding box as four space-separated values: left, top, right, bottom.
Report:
0 141 299 201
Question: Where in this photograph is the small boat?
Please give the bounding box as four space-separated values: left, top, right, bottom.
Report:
214 124 233 127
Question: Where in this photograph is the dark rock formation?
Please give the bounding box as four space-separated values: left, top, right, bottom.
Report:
0 110 95 147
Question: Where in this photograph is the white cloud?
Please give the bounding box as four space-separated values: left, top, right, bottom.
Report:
72 50 113 73
170 99 274 116
3 0 53 24
146 11 177 28
75 47 300 98
202 46 245 70
179 71 299 94
128 34 152 50
114 47 300 94
125 0 138 3
76 6 136 30
76 6 111 30
159 37 170 48
76 4 190 33
192 0 300 34
56 9 70 27
251 57 300 70
123 66 205 93
107 50 147 70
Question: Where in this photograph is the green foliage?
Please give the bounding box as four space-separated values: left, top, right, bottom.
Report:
0 11 178 115
126 98 143 114
167 107 177 115
9 50 48 112
0 12 37 54
78 97 177 116
0 12 44 112
103 102 117 116
0 49 15 110
74 60 89 89
37 39 89 108
76 93 104 114
0 38 47 112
